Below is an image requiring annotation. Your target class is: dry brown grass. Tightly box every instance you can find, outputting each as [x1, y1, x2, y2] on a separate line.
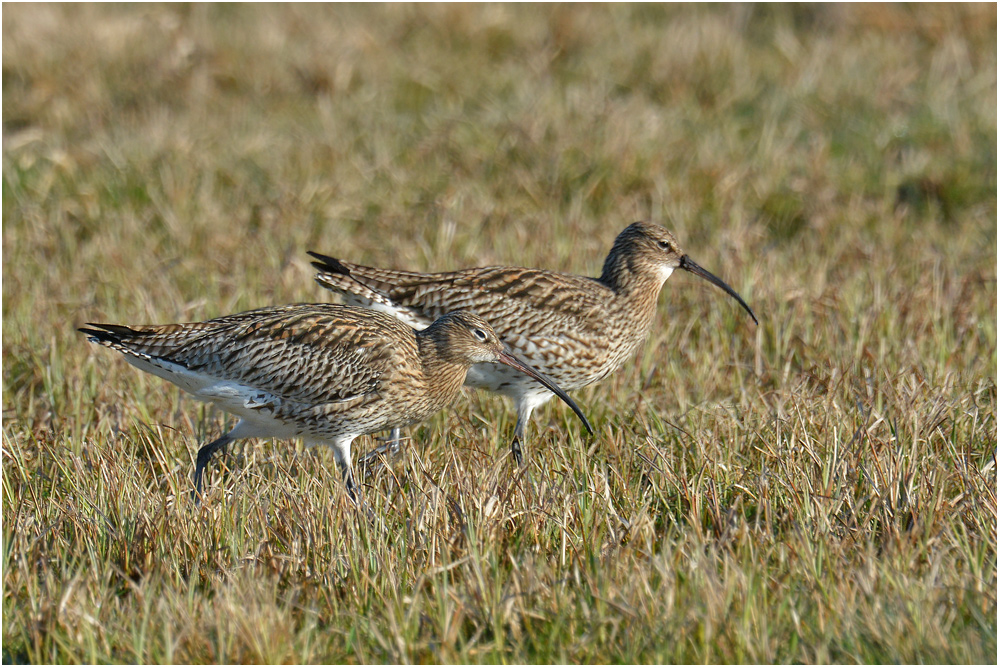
[3, 4, 996, 662]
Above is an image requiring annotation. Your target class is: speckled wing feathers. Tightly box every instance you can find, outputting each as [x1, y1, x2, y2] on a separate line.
[309, 245, 675, 396]
[312, 257, 613, 347]
[83, 305, 418, 407]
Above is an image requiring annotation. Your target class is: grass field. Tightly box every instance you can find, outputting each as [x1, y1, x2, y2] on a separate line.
[3, 4, 997, 663]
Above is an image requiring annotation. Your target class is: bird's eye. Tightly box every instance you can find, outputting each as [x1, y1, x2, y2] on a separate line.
[657, 239, 671, 251]
[472, 328, 488, 342]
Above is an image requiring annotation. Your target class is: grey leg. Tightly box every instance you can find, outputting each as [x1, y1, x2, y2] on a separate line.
[193, 433, 233, 499]
[510, 411, 529, 467]
[381, 427, 404, 458]
[341, 463, 359, 504]
[358, 427, 406, 470]
[331, 436, 362, 505]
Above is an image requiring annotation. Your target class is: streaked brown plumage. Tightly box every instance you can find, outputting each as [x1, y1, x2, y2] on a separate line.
[309, 221, 757, 465]
[79, 305, 592, 501]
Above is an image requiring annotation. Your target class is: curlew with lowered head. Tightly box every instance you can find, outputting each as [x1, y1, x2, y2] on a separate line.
[80, 304, 592, 501]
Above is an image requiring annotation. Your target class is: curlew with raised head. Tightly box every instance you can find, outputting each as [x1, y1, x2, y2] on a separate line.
[310, 222, 757, 465]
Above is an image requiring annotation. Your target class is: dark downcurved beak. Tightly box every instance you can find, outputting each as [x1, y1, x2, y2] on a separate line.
[680, 256, 758, 325]
[496, 351, 594, 436]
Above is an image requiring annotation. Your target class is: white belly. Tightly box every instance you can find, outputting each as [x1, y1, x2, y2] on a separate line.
[121, 353, 302, 439]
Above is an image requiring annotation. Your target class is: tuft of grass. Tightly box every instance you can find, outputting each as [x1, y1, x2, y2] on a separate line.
[3, 4, 996, 663]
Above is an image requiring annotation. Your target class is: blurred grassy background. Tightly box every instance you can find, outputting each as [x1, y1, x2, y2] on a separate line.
[3, 3, 996, 663]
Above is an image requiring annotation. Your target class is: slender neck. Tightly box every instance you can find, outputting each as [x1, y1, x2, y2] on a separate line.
[599, 246, 669, 298]
[596, 246, 672, 344]
[416, 328, 472, 405]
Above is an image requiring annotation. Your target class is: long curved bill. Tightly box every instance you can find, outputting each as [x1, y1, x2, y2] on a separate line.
[680, 256, 758, 325]
[496, 351, 594, 436]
